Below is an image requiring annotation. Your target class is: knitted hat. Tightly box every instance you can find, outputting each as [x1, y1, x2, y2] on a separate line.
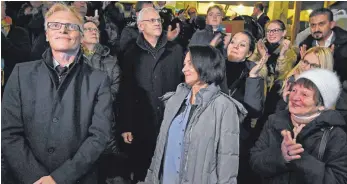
[297, 69, 341, 109]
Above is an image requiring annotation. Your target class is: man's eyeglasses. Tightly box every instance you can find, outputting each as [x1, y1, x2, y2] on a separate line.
[301, 60, 321, 68]
[141, 18, 164, 24]
[266, 28, 283, 34]
[83, 27, 99, 33]
[47, 22, 81, 31]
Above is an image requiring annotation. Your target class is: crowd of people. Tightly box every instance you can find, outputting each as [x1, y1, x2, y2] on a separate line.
[1, 1, 347, 184]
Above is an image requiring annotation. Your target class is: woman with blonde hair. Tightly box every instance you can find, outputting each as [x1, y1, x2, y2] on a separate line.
[277, 47, 334, 111]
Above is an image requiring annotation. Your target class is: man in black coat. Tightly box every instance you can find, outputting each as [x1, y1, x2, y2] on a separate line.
[299, 8, 347, 82]
[119, 7, 184, 183]
[252, 2, 270, 34]
[1, 4, 112, 184]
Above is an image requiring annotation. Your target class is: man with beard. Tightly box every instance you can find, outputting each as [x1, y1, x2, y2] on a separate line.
[299, 8, 347, 82]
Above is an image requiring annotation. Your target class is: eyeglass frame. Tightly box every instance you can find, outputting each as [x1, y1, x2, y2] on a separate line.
[301, 59, 321, 68]
[141, 18, 164, 24]
[83, 27, 100, 33]
[265, 28, 283, 34]
[46, 22, 82, 32]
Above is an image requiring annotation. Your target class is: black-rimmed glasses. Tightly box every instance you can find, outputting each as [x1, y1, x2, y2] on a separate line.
[47, 22, 81, 31]
[265, 28, 283, 34]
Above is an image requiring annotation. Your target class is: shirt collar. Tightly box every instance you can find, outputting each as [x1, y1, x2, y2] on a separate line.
[315, 31, 334, 47]
[52, 48, 80, 68]
[184, 91, 192, 106]
[257, 12, 263, 19]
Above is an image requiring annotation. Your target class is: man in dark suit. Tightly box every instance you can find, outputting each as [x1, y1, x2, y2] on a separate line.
[252, 2, 270, 33]
[1, 3, 112, 184]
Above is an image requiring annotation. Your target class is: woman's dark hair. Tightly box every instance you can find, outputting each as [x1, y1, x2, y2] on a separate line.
[265, 19, 286, 30]
[239, 31, 256, 55]
[207, 5, 224, 16]
[188, 45, 225, 85]
[294, 78, 324, 106]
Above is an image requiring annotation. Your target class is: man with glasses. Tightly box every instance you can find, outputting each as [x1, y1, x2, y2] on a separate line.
[299, 8, 347, 82]
[2, 3, 112, 184]
[119, 7, 184, 184]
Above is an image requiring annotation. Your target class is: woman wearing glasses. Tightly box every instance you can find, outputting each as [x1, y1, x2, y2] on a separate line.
[81, 20, 121, 98]
[249, 20, 297, 136]
[277, 47, 334, 112]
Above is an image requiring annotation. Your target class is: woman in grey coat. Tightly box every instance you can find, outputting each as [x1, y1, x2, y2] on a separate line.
[143, 45, 247, 184]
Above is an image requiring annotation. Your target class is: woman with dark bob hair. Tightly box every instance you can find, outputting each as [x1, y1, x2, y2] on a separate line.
[250, 69, 347, 184]
[142, 45, 247, 184]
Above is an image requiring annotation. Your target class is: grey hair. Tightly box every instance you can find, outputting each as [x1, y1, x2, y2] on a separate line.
[136, 7, 158, 24]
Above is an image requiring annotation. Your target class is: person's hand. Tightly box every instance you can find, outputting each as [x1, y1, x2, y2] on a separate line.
[293, 123, 306, 140]
[167, 23, 180, 41]
[85, 15, 100, 26]
[122, 132, 133, 144]
[223, 33, 232, 49]
[300, 44, 307, 59]
[34, 176, 56, 184]
[210, 33, 222, 47]
[281, 130, 304, 162]
[280, 39, 291, 56]
[257, 39, 267, 57]
[249, 54, 269, 78]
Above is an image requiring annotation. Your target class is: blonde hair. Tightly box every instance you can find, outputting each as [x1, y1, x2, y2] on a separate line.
[281, 47, 334, 91]
[44, 3, 84, 31]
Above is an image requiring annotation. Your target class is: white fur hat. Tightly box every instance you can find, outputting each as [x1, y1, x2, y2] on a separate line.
[297, 69, 341, 109]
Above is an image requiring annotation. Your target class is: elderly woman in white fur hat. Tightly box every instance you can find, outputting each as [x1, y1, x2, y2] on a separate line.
[250, 68, 347, 184]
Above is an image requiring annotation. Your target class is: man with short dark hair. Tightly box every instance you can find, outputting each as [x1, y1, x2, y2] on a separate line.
[252, 2, 269, 31]
[299, 8, 347, 82]
[119, 7, 184, 183]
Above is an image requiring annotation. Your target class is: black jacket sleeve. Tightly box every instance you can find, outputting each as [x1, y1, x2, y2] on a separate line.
[289, 128, 347, 184]
[243, 77, 264, 118]
[1, 65, 49, 183]
[50, 75, 112, 183]
[250, 117, 289, 177]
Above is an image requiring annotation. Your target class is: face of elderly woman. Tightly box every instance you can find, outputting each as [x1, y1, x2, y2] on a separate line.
[288, 84, 319, 116]
[227, 32, 251, 62]
[182, 52, 200, 86]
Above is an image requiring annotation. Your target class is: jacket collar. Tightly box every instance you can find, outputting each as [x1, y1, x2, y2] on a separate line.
[42, 48, 83, 69]
[175, 83, 221, 106]
[204, 24, 214, 33]
[136, 31, 168, 52]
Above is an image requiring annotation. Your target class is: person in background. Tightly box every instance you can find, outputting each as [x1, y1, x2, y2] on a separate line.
[119, 1, 179, 61]
[81, 19, 122, 184]
[2, 4, 112, 184]
[119, 7, 184, 184]
[170, 9, 194, 50]
[224, 31, 267, 184]
[1, 1, 31, 88]
[278, 47, 334, 112]
[144, 45, 244, 184]
[299, 8, 347, 82]
[249, 20, 297, 138]
[156, 1, 174, 31]
[187, 7, 200, 31]
[250, 69, 347, 184]
[252, 2, 270, 34]
[72, 1, 88, 17]
[190, 5, 231, 57]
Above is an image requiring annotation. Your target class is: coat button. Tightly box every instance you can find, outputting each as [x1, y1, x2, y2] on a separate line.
[48, 147, 55, 154]
[52, 117, 59, 123]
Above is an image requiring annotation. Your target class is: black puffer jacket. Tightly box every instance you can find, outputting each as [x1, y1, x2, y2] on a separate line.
[83, 44, 121, 99]
[250, 110, 347, 184]
[300, 27, 347, 82]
